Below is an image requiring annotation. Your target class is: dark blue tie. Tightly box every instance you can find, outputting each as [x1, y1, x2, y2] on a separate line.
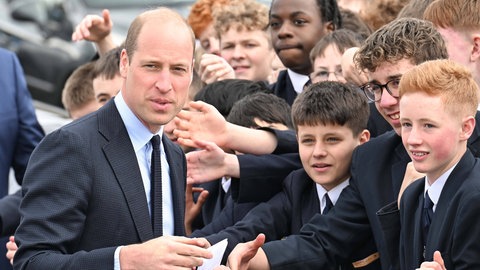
[422, 191, 434, 246]
[322, 193, 333, 215]
[150, 135, 163, 237]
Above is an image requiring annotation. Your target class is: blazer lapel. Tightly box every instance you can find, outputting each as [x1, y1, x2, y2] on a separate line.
[98, 101, 153, 242]
[426, 151, 476, 256]
[391, 141, 411, 199]
[412, 186, 425, 264]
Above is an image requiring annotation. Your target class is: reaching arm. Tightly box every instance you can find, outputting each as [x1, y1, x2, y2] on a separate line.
[175, 101, 278, 155]
[186, 140, 240, 184]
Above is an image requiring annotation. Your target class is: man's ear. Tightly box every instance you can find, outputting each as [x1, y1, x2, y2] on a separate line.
[470, 34, 480, 62]
[119, 49, 129, 77]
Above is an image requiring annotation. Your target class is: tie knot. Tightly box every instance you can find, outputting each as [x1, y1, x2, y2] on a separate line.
[151, 135, 161, 150]
[424, 191, 434, 210]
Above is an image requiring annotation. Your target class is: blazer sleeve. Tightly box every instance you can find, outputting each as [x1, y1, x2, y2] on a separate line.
[262, 179, 374, 270]
[0, 190, 22, 236]
[232, 153, 301, 203]
[205, 176, 296, 259]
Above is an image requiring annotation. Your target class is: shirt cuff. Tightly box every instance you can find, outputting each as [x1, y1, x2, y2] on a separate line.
[114, 246, 123, 270]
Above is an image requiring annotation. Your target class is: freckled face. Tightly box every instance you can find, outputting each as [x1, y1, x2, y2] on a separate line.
[400, 92, 465, 181]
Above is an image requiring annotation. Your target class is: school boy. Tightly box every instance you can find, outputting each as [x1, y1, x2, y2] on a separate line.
[224, 17, 478, 270]
[394, 59, 480, 269]
[268, 0, 341, 105]
[206, 81, 380, 269]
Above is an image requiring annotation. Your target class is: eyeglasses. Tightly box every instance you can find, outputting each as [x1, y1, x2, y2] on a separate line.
[360, 78, 401, 102]
[314, 70, 344, 81]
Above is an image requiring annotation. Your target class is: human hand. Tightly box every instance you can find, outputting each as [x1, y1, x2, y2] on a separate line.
[6, 235, 17, 265]
[175, 101, 229, 149]
[341, 47, 368, 87]
[185, 140, 232, 184]
[120, 236, 212, 269]
[416, 251, 446, 270]
[398, 161, 425, 207]
[185, 183, 209, 235]
[199, 54, 235, 84]
[227, 234, 267, 270]
[72, 9, 113, 43]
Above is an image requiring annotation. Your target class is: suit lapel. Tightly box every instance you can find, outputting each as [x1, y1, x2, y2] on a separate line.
[163, 136, 186, 236]
[98, 101, 153, 241]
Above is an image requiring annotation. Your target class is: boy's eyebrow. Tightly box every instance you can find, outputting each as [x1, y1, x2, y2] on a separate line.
[369, 74, 403, 84]
[270, 11, 308, 20]
[290, 11, 309, 18]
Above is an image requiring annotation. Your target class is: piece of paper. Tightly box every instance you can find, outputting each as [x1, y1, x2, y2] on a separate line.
[198, 238, 228, 270]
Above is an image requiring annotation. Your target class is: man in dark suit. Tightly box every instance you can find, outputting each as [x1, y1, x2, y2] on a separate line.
[224, 18, 469, 270]
[13, 8, 211, 270]
[0, 48, 44, 270]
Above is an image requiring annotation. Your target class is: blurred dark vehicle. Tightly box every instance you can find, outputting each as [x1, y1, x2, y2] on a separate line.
[0, 0, 195, 109]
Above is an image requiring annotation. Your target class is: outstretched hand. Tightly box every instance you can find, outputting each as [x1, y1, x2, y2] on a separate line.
[71, 9, 116, 55]
[175, 101, 229, 149]
[199, 54, 236, 84]
[186, 140, 230, 184]
[72, 9, 113, 42]
[227, 234, 267, 270]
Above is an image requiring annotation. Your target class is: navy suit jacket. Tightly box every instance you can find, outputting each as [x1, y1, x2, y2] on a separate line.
[270, 69, 297, 106]
[207, 169, 380, 269]
[398, 151, 480, 269]
[0, 48, 44, 270]
[14, 100, 187, 269]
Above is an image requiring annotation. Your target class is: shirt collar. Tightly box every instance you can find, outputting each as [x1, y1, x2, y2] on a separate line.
[424, 163, 457, 209]
[316, 178, 350, 206]
[287, 69, 310, 94]
[114, 92, 164, 152]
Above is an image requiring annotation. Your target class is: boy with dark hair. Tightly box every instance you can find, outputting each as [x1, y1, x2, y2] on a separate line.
[396, 59, 480, 269]
[226, 92, 293, 130]
[206, 81, 379, 269]
[269, 0, 341, 105]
